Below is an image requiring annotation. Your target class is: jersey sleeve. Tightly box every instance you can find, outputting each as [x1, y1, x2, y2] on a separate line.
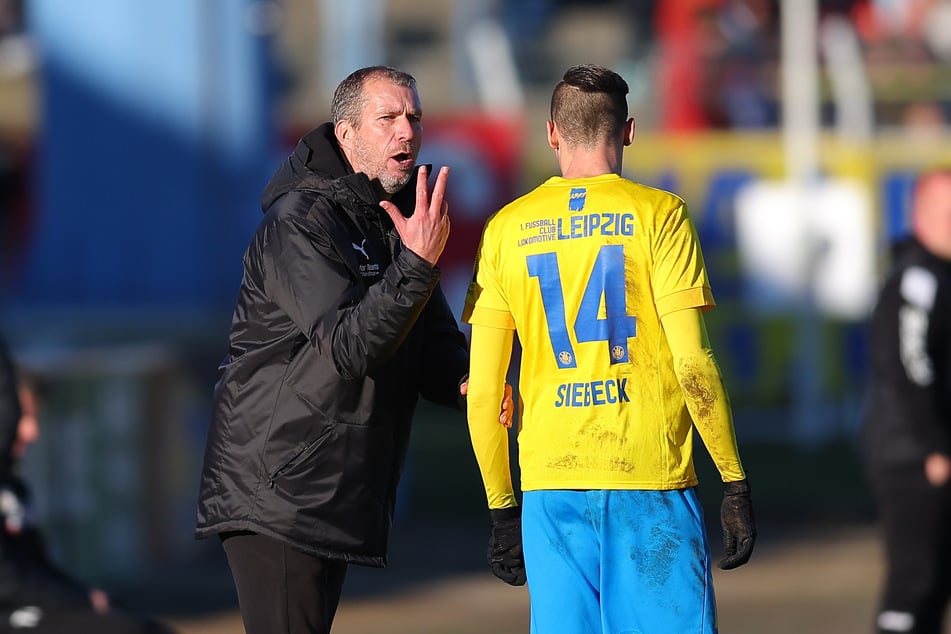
[652, 203, 716, 317]
[662, 307, 746, 482]
[462, 221, 516, 330]
[466, 323, 518, 509]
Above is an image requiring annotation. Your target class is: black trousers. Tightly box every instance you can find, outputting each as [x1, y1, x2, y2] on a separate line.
[221, 531, 348, 634]
[867, 462, 951, 634]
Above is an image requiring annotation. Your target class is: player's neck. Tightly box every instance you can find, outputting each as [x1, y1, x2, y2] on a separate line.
[556, 146, 622, 180]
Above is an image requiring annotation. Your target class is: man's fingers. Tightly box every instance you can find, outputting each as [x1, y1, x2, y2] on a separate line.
[415, 164, 430, 210]
[718, 530, 754, 570]
[431, 166, 450, 217]
[379, 200, 404, 227]
[722, 530, 736, 556]
[736, 535, 755, 560]
[719, 539, 753, 569]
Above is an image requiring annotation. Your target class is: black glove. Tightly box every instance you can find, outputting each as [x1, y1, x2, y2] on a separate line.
[718, 478, 756, 570]
[487, 507, 526, 586]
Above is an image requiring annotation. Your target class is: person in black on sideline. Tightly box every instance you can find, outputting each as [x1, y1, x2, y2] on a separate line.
[861, 168, 951, 634]
[0, 335, 172, 633]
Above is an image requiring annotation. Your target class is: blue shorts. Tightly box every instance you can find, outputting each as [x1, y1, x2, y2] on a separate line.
[522, 489, 717, 634]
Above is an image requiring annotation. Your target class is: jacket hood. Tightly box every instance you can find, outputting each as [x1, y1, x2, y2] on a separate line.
[259, 122, 423, 217]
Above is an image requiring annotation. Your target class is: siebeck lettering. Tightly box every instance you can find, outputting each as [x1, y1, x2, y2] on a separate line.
[554, 378, 630, 408]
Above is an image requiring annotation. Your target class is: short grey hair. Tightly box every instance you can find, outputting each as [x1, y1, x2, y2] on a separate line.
[330, 66, 417, 126]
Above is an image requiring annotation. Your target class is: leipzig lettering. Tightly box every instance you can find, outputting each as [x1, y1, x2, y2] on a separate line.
[556, 213, 635, 240]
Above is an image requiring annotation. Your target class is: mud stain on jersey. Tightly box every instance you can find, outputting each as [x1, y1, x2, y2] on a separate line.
[579, 419, 623, 445]
[608, 455, 636, 472]
[548, 453, 580, 470]
[678, 358, 715, 424]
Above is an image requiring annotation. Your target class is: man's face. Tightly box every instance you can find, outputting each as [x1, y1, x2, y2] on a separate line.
[338, 77, 423, 196]
[915, 173, 951, 260]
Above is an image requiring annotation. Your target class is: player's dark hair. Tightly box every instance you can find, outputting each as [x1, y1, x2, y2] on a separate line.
[550, 64, 629, 148]
[331, 66, 417, 126]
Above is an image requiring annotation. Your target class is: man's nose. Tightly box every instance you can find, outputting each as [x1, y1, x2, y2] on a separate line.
[395, 115, 417, 141]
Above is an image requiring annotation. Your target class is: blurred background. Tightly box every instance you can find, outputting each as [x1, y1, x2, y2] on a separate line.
[1, 0, 951, 631]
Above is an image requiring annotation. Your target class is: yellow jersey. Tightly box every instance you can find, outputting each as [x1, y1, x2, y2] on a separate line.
[463, 174, 715, 491]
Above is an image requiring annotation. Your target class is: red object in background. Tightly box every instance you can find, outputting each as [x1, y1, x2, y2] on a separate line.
[421, 113, 524, 276]
[655, 0, 724, 132]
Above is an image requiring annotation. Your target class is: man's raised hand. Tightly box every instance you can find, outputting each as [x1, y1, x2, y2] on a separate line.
[379, 165, 450, 266]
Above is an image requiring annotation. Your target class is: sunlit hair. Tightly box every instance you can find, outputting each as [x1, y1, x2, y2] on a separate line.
[331, 66, 417, 127]
[550, 64, 629, 148]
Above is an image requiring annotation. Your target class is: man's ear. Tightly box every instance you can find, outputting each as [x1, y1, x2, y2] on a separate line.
[623, 117, 635, 147]
[547, 120, 559, 150]
[335, 119, 352, 152]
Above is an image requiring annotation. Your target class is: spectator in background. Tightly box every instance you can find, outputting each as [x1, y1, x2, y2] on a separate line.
[861, 168, 951, 634]
[0, 336, 172, 633]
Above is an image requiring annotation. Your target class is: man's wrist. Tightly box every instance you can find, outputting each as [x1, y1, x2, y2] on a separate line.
[723, 478, 750, 496]
[489, 506, 520, 522]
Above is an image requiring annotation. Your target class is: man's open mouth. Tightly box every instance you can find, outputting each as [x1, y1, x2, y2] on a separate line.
[391, 152, 414, 167]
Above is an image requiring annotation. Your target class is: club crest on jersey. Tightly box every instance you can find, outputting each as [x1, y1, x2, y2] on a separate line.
[568, 188, 587, 212]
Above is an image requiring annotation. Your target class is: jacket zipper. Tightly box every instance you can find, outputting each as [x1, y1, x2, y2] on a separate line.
[266, 431, 328, 488]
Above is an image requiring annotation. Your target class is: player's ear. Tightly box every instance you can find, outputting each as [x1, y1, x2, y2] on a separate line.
[622, 117, 635, 147]
[335, 119, 353, 151]
[547, 120, 559, 150]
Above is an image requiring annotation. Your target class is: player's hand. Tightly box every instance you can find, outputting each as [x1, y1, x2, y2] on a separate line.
[718, 478, 755, 570]
[379, 165, 450, 266]
[459, 380, 514, 428]
[487, 507, 526, 586]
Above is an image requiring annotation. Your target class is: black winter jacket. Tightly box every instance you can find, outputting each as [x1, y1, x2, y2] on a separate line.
[861, 237, 951, 467]
[195, 124, 469, 566]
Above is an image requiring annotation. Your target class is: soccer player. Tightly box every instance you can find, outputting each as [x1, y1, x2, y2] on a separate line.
[463, 64, 755, 633]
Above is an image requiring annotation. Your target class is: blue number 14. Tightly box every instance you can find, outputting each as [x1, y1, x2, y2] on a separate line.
[526, 245, 636, 369]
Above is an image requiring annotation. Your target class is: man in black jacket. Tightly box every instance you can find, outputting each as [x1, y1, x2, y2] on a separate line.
[195, 66, 492, 634]
[861, 168, 951, 634]
[0, 338, 171, 633]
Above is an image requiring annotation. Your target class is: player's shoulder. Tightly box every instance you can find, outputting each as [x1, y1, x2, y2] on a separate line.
[617, 177, 687, 210]
[482, 184, 549, 228]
